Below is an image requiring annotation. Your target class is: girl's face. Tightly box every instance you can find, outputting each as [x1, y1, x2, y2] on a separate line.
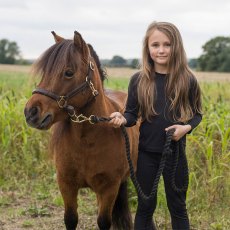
[148, 29, 171, 72]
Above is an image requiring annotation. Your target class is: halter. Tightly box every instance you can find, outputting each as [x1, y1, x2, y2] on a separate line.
[32, 57, 99, 123]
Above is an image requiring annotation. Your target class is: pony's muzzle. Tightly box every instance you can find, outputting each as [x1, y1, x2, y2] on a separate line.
[24, 106, 53, 130]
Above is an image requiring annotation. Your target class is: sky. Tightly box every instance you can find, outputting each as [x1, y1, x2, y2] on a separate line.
[0, 0, 230, 60]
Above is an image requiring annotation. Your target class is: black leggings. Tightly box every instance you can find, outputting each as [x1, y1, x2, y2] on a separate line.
[134, 150, 190, 230]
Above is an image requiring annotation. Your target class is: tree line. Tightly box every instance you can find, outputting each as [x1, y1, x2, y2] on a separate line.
[0, 39, 29, 65]
[0, 36, 230, 72]
[101, 56, 139, 69]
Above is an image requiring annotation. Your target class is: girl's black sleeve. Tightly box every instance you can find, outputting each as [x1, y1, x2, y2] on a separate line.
[187, 77, 202, 132]
[124, 73, 140, 127]
[187, 113, 202, 131]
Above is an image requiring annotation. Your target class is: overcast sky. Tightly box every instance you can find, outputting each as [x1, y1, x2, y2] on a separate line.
[0, 0, 230, 60]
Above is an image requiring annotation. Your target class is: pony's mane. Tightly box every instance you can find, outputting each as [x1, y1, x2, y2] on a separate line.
[88, 44, 107, 82]
[32, 39, 107, 83]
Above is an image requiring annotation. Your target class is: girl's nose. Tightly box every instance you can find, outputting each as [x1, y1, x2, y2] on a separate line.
[158, 45, 165, 53]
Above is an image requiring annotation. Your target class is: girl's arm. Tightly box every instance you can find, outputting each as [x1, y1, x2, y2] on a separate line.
[187, 76, 202, 132]
[165, 76, 202, 141]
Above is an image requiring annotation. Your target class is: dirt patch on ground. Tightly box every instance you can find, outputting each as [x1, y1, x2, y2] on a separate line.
[0, 209, 96, 230]
[0, 193, 98, 230]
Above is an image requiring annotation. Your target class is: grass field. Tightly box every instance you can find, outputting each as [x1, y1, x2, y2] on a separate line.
[1, 64, 230, 81]
[0, 64, 229, 229]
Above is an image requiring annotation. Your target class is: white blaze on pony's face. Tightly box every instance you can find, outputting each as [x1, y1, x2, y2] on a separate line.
[24, 31, 92, 130]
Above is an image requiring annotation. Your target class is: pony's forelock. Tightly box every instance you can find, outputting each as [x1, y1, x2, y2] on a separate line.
[32, 39, 107, 84]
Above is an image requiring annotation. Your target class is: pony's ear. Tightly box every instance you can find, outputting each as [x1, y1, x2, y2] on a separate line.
[51, 31, 64, 43]
[74, 31, 85, 49]
[74, 31, 88, 54]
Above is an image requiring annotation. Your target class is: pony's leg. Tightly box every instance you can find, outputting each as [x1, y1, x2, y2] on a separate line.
[96, 183, 120, 230]
[58, 177, 78, 230]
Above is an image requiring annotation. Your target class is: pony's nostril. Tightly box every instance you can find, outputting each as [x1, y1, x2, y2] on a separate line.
[25, 106, 40, 123]
[30, 107, 38, 116]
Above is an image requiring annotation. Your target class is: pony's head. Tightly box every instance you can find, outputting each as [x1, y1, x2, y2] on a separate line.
[24, 31, 106, 130]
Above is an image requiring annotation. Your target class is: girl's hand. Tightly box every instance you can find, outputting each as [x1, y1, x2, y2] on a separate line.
[109, 112, 127, 128]
[165, 124, 192, 141]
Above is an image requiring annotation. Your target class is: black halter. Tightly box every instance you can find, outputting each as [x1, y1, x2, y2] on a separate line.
[32, 57, 99, 121]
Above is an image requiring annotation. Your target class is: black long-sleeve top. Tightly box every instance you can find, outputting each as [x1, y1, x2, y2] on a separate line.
[124, 72, 202, 153]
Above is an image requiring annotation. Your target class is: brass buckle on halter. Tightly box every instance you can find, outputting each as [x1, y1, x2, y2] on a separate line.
[57, 96, 67, 108]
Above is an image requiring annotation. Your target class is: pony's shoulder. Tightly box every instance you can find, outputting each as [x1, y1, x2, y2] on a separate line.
[104, 88, 127, 111]
[104, 88, 127, 98]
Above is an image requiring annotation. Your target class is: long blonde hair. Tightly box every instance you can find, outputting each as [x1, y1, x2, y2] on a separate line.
[138, 21, 202, 123]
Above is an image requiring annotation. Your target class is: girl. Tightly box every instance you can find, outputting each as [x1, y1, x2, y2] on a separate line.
[109, 21, 202, 230]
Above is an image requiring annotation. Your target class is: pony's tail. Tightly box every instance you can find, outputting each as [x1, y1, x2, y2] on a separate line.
[112, 181, 133, 230]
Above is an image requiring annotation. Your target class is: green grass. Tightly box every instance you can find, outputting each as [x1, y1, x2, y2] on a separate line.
[0, 70, 229, 229]
[104, 77, 130, 90]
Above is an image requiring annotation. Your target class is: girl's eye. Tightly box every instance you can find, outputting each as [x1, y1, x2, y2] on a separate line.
[65, 70, 74, 78]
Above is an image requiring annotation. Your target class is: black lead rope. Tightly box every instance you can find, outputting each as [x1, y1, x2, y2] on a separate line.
[121, 126, 189, 202]
[90, 116, 189, 202]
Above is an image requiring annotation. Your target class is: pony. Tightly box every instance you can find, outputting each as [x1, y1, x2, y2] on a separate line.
[24, 31, 139, 230]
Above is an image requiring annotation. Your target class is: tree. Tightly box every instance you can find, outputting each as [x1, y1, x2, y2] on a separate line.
[109, 55, 127, 67]
[130, 58, 140, 69]
[197, 36, 230, 72]
[0, 39, 21, 64]
[188, 58, 198, 69]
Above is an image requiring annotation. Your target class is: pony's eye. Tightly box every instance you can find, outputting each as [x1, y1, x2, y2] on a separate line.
[64, 70, 74, 78]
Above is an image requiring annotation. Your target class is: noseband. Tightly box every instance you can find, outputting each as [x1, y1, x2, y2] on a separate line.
[32, 57, 99, 123]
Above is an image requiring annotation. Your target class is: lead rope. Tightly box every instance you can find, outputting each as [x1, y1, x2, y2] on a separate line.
[88, 116, 189, 202]
[170, 140, 189, 193]
[121, 126, 189, 202]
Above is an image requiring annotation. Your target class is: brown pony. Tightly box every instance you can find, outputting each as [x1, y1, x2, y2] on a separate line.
[24, 31, 139, 230]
